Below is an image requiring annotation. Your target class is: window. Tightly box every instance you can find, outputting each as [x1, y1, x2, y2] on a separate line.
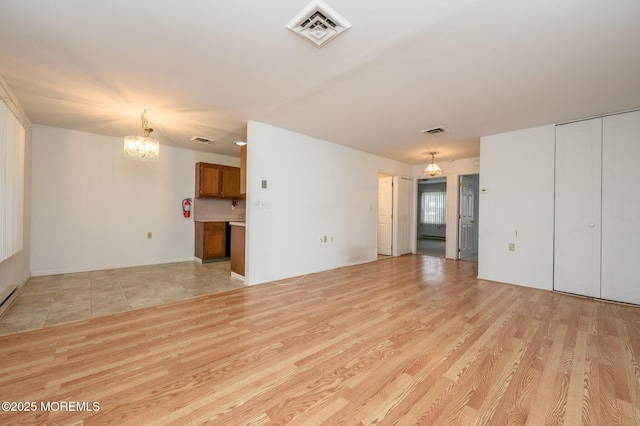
[0, 99, 25, 262]
[421, 190, 446, 225]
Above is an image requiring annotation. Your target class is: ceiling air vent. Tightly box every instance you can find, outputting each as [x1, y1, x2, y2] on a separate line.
[286, 0, 352, 48]
[420, 126, 450, 135]
[191, 136, 214, 144]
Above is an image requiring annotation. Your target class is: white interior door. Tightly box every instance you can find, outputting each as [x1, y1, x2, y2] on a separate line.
[601, 110, 640, 304]
[396, 177, 413, 256]
[554, 118, 602, 298]
[458, 175, 475, 259]
[377, 175, 393, 256]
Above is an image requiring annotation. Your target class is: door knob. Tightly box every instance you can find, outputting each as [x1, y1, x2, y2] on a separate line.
[589, 223, 595, 228]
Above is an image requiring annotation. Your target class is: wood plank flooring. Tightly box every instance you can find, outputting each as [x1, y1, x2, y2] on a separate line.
[1, 255, 639, 425]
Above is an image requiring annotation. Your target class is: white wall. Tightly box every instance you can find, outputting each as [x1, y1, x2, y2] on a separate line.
[477, 125, 555, 290]
[31, 125, 240, 276]
[0, 76, 31, 297]
[245, 121, 412, 285]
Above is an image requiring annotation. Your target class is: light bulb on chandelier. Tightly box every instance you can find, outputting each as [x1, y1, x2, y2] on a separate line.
[124, 110, 160, 161]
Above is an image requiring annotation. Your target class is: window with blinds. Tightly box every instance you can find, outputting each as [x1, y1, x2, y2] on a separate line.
[421, 190, 446, 225]
[0, 99, 25, 262]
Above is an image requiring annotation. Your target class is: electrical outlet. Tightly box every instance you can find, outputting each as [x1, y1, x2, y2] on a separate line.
[509, 243, 515, 251]
[147, 232, 153, 239]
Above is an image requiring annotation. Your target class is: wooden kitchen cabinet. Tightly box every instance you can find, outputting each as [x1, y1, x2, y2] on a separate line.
[221, 166, 241, 198]
[230, 224, 245, 276]
[195, 162, 242, 199]
[195, 221, 226, 260]
[196, 163, 222, 198]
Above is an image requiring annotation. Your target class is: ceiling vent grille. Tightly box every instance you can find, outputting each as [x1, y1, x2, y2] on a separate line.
[191, 136, 214, 144]
[420, 126, 450, 135]
[286, 0, 351, 48]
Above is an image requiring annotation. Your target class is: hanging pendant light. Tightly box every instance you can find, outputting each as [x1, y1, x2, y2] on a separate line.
[423, 152, 443, 176]
[124, 110, 160, 161]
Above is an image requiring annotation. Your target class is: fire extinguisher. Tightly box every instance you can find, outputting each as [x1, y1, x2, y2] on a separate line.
[182, 198, 192, 218]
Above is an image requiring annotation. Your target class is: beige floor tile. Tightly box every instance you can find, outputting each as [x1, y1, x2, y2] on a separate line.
[0, 260, 245, 336]
[90, 269, 119, 278]
[49, 300, 91, 315]
[91, 291, 127, 305]
[52, 289, 92, 303]
[126, 296, 165, 310]
[21, 279, 64, 294]
[0, 307, 50, 336]
[8, 294, 56, 311]
[91, 299, 130, 317]
[91, 276, 120, 285]
[156, 286, 191, 302]
[45, 310, 91, 327]
[63, 272, 92, 279]
[122, 286, 158, 298]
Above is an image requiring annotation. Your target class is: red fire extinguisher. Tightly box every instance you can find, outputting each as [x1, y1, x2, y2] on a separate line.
[182, 198, 192, 218]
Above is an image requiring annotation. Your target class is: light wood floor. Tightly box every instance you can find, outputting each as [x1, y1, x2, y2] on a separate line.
[1, 255, 639, 425]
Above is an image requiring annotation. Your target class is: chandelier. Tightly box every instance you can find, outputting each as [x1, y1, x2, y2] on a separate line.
[124, 110, 159, 161]
[423, 152, 443, 176]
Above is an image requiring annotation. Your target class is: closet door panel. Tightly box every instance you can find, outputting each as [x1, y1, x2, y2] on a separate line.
[601, 110, 640, 304]
[554, 118, 602, 298]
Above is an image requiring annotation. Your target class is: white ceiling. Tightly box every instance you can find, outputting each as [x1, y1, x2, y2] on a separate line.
[1, 0, 639, 165]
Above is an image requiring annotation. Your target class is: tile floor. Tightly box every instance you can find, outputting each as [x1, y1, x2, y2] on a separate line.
[416, 238, 478, 262]
[0, 260, 245, 336]
[416, 238, 446, 257]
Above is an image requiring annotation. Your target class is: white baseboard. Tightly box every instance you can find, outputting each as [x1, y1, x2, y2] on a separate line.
[230, 272, 245, 282]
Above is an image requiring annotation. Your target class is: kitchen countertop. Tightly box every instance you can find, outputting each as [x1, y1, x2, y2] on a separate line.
[229, 221, 245, 227]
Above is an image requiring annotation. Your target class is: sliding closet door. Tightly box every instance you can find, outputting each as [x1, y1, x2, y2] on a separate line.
[554, 118, 602, 298]
[601, 110, 640, 304]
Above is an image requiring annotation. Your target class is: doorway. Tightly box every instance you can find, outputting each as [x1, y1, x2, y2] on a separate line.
[458, 174, 479, 261]
[416, 177, 446, 258]
[377, 174, 393, 258]
[378, 174, 413, 260]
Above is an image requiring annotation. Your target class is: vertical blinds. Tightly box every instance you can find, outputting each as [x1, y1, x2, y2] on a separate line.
[421, 190, 446, 225]
[0, 99, 25, 262]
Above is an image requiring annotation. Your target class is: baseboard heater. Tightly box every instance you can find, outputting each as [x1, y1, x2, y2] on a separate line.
[420, 235, 446, 241]
[0, 285, 18, 319]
